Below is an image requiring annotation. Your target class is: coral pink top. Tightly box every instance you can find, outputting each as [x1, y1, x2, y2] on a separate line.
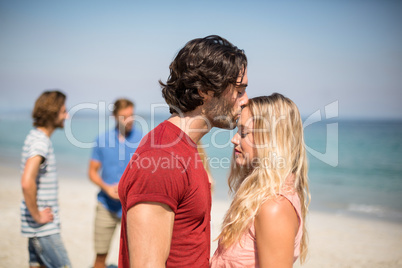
[210, 192, 303, 268]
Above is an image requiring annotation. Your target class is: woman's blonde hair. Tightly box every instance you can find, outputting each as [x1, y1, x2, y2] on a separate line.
[217, 93, 310, 264]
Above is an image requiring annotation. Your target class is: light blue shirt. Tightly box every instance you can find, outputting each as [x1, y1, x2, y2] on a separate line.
[91, 127, 142, 217]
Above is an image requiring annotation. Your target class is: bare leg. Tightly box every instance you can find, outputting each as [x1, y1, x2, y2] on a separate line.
[94, 253, 107, 268]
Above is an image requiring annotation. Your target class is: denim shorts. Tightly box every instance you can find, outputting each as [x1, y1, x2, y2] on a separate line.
[28, 233, 71, 268]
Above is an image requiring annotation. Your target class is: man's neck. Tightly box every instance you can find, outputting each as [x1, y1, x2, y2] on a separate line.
[116, 126, 130, 142]
[167, 108, 211, 144]
[37, 126, 55, 137]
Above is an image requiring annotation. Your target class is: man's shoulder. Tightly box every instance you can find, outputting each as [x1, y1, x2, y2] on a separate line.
[100, 128, 115, 137]
[133, 146, 175, 159]
[93, 128, 115, 143]
[125, 128, 143, 144]
[139, 121, 192, 148]
[133, 145, 192, 171]
[129, 127, 143, 137]
[24, 129, 50, 146]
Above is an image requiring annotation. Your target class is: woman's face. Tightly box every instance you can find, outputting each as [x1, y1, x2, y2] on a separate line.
[231, 107, 257, 167]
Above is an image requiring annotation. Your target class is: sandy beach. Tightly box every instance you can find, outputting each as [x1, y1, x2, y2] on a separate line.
[1, 164, 402, 268]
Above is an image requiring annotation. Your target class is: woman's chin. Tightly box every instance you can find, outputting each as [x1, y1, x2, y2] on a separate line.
[235, 159, 249, 168]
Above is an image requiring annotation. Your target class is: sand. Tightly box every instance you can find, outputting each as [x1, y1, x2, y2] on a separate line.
[1, 165, 402, 267]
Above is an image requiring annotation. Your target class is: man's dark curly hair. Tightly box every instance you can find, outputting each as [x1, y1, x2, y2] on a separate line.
[160, 35, 247, 114]
[32, 90, 66, 127]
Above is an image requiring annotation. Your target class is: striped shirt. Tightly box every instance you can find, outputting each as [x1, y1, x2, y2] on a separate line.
[20, 128, 60, 237]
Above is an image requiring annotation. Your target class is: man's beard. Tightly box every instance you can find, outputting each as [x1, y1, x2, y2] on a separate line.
[53, 120, 64, 129]
[118, 122, 133, 136]
[204, 95, 238, 130]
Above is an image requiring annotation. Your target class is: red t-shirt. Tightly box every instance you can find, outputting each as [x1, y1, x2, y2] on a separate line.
[118, 120, 211, 268]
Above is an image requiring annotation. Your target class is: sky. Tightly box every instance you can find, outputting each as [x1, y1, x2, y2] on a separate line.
[0, 0, 401, 119]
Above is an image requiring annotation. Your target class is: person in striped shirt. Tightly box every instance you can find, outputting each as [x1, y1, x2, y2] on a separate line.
[20, 90, 71, 268]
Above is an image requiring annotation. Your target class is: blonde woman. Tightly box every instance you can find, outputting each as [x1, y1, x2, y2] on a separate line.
[210, 93, 310, 267]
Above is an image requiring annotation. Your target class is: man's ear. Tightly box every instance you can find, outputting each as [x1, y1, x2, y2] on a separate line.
[198, 90, 214, 101]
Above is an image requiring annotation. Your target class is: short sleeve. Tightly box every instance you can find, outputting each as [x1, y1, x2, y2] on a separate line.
[124, 150, 188, 214]
[28, 138, 48, 160]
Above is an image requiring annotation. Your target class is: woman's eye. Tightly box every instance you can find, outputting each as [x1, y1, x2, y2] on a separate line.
[240, 132, 248, 138]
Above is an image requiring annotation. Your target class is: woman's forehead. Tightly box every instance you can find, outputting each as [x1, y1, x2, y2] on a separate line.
[239, 107, 253, 128]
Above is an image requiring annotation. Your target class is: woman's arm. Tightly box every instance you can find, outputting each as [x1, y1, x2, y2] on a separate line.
[255, 196, 299, 268]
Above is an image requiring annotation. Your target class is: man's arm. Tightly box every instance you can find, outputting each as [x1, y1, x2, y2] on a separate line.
[127, 202, 175, 268]
[21, 155, 53, 224]
[88, 160, 119, 200]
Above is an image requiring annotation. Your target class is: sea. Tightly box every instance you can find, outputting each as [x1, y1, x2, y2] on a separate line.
[1, 110, 402, 223]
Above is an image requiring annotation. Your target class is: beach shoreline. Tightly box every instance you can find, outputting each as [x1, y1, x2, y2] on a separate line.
[1, 165, 402, 267]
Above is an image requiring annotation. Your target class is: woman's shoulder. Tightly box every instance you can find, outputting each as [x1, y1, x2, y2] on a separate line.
[255, 195, 299, 235]
[259, 195, 296, 215]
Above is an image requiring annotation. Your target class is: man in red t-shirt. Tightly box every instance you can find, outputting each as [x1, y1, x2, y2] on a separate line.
[118, 35, 249, 268]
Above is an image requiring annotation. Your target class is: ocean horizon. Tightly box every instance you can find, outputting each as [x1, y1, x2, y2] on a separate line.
[1, 111, 402, 223]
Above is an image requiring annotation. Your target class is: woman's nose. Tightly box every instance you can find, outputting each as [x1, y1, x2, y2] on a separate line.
[231, 132, 240, 145]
